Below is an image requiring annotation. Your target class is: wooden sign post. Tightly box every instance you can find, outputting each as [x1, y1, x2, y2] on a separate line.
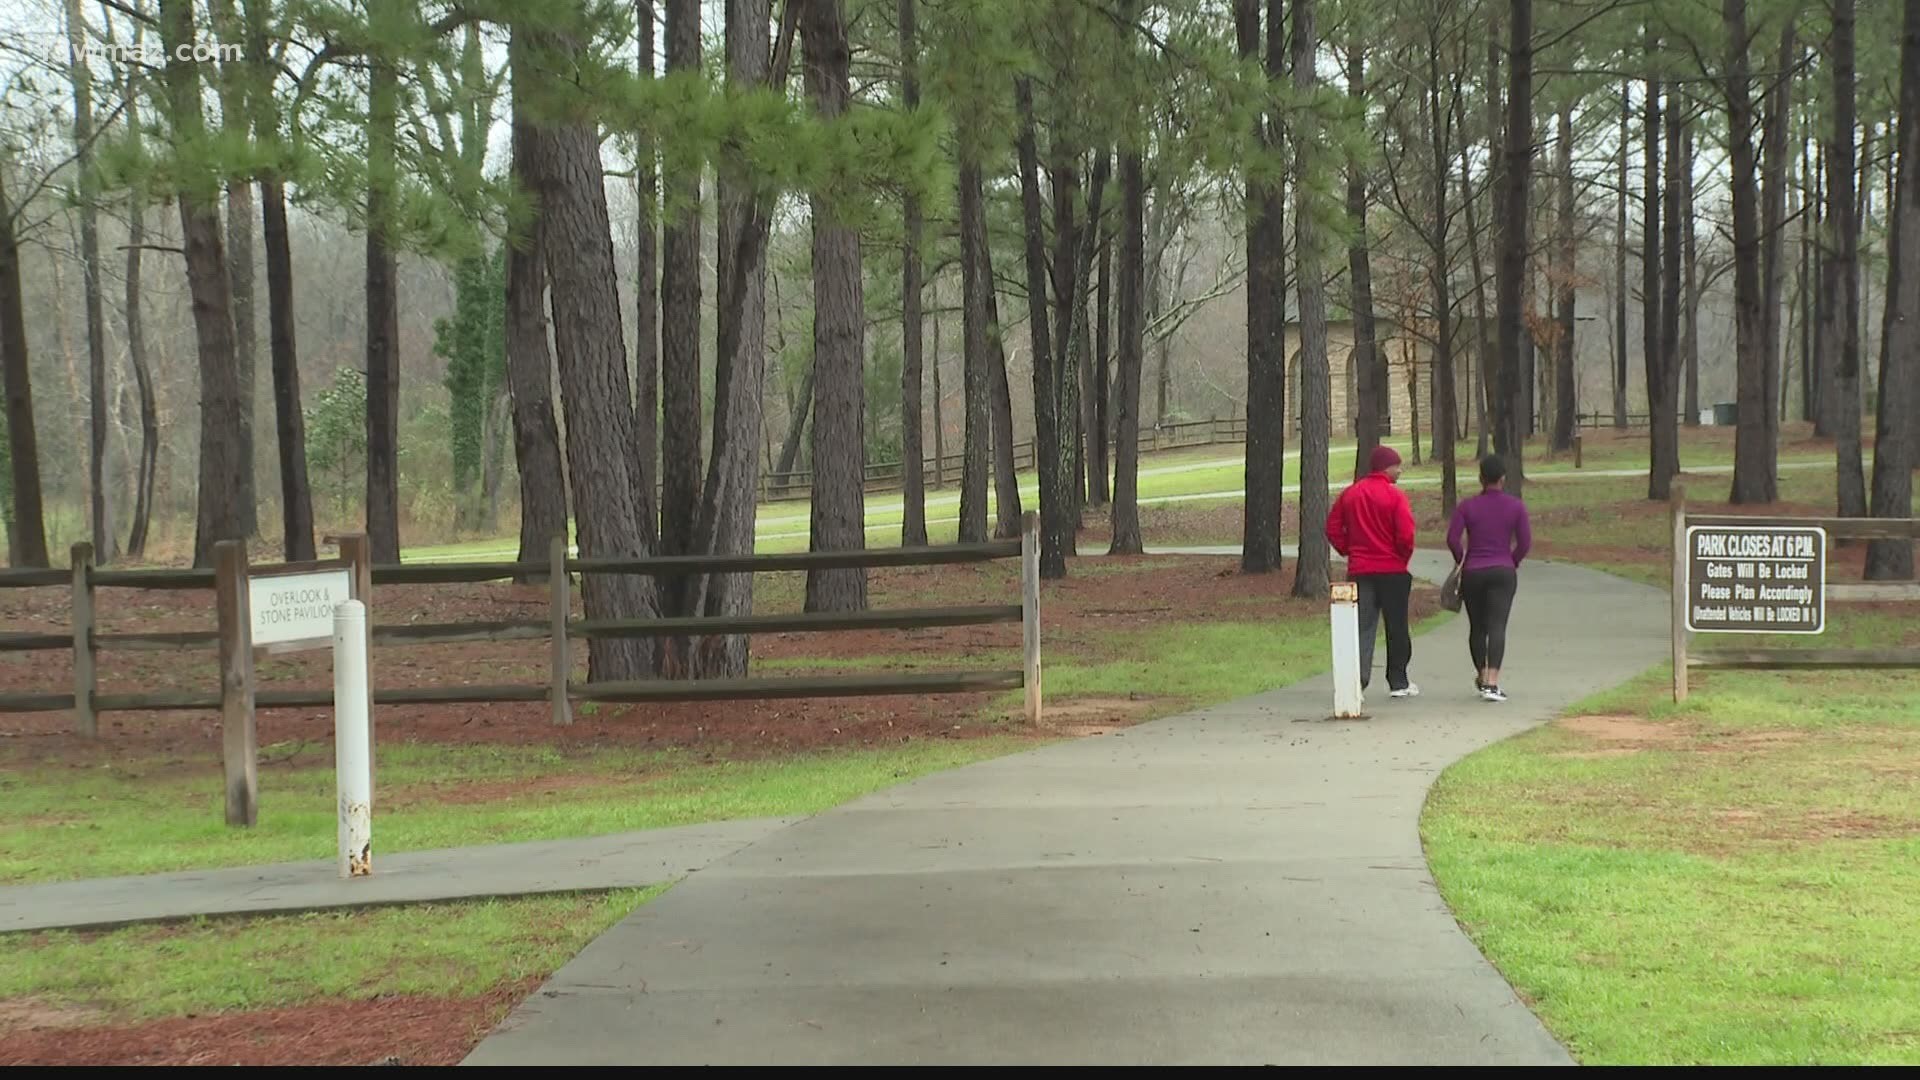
[213, 536, 367, 828]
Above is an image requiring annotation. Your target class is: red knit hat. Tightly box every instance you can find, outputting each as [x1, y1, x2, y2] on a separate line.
[1369, 445, 1402, 474]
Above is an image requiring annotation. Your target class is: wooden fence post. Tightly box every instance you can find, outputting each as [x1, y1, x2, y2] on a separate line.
[1021, 510, 1041, 725]
[550, 534, 571, 725]
[1573, 432, 1583, 469]
[1671, 483, 1689, 703]
[70, 542, 96, 737]
[214, 540, 258, 827]
[336, 533, 375, 798]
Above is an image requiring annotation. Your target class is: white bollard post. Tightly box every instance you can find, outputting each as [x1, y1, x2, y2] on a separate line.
[333, 599, 373, 878]
[1329, 582, 1364, 718]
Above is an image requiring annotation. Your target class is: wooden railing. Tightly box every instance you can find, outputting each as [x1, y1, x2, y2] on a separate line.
[0, 514, 1044, 729]
[1668, 483, 1920, 701]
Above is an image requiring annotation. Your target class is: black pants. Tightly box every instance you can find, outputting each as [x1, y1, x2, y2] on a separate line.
[1462, 567, 1518, 672]
[1354, 572, 1413, 692]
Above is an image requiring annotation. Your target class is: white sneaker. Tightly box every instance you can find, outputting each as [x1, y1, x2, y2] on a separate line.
[1390, 684, 1421, 698]
[1480, 686, 1507, 702]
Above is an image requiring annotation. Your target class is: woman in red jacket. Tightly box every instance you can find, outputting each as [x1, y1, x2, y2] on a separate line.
[1325, 446, 1419, 699]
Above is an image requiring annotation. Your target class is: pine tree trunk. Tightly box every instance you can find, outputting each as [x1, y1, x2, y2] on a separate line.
[1467, 47, 1497, 463]
[1348, 43, 1382, 480]
[1291, 0, 1332, 598]
[1864, 0, 1920, 580]
[634, 0, 659, 551]
[987, 266, 1022, 540]
[123, 189, 159, 560]
[1552, 104, 1577, 452]
[518, 28, 661, 680]
[1652, 94, 1684, 499]
[1642, 60, 1668, 498]
[1090, 181, 1112, 505]
[957, 158, 993, 543]
[505, 49, 569, 576]
[260, 180, 315, 561]
[898, 0, 928, 546]
[365, 30, 402, 562]
[1759, 24, 1797, 471]
[660, 0, 703, 607]
[0, 165, 48, 568]
[211, 0, 257, 540]
[1684, 124, 1702, 426]
[1828, 0, 1868, 519]
[1109, 147, 1147, 556]
[1726, 0, 1776, 504]
[1615, 81, 1630, 429]
[1016, 76, 1068, 579]
[160, 0, 246, 568]
[1237, 0, 1284, 574]
[801, 0, 869, 612]
[1493, 0, 1532, 497]
[244, 0, 313, 560]
[691, 0, 781, 676]
[65, 0, 113, 561]
[1427, 45, 1459, 515]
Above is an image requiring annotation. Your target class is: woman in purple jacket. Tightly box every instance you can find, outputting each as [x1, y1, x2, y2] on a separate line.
[1446, 455, 1532, 702]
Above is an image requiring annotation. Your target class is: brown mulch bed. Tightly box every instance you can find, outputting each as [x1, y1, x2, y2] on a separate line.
[0, 981, 536, 1067]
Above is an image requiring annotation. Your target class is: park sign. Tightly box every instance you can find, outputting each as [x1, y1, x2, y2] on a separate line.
[250, 563, 353, 650]
[1684, 524, 1826, 634]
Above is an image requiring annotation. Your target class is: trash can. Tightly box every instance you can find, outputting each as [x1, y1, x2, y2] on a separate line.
[1712, 402, 1738, 426]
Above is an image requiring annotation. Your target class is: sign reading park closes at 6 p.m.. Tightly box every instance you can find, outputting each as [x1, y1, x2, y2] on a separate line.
[1685, 525, 1826, 634]
[250, 567, 353, 649]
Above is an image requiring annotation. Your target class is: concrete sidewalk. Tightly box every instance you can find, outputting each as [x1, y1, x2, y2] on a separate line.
[461, 550, 1668, 1066]
[0, 817, 795, 934]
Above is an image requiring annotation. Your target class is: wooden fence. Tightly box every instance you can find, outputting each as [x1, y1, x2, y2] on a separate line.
[0, 513, 1043, 731]
[1669, 483, 1920, 702]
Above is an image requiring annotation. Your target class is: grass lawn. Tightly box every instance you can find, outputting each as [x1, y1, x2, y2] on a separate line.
[1416, 434, 1920, 1064]
[1, 888, 662, 1021]
[0, 738, 1041, 884]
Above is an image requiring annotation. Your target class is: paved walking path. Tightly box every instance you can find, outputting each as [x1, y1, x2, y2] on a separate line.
[461, 549, 1669, 1066]
[0, 818, 796, 934]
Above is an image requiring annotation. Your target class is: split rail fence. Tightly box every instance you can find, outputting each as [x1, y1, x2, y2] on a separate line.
[0, 512, 1043, 733]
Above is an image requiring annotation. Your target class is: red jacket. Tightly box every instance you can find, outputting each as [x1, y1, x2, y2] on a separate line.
[1325, 471, 1416, 575]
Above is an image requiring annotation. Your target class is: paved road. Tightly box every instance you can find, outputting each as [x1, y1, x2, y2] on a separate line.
[462, 549, 1668, 1065]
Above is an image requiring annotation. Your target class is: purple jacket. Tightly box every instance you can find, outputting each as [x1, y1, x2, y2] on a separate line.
[1447, 490, 1532, 573]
